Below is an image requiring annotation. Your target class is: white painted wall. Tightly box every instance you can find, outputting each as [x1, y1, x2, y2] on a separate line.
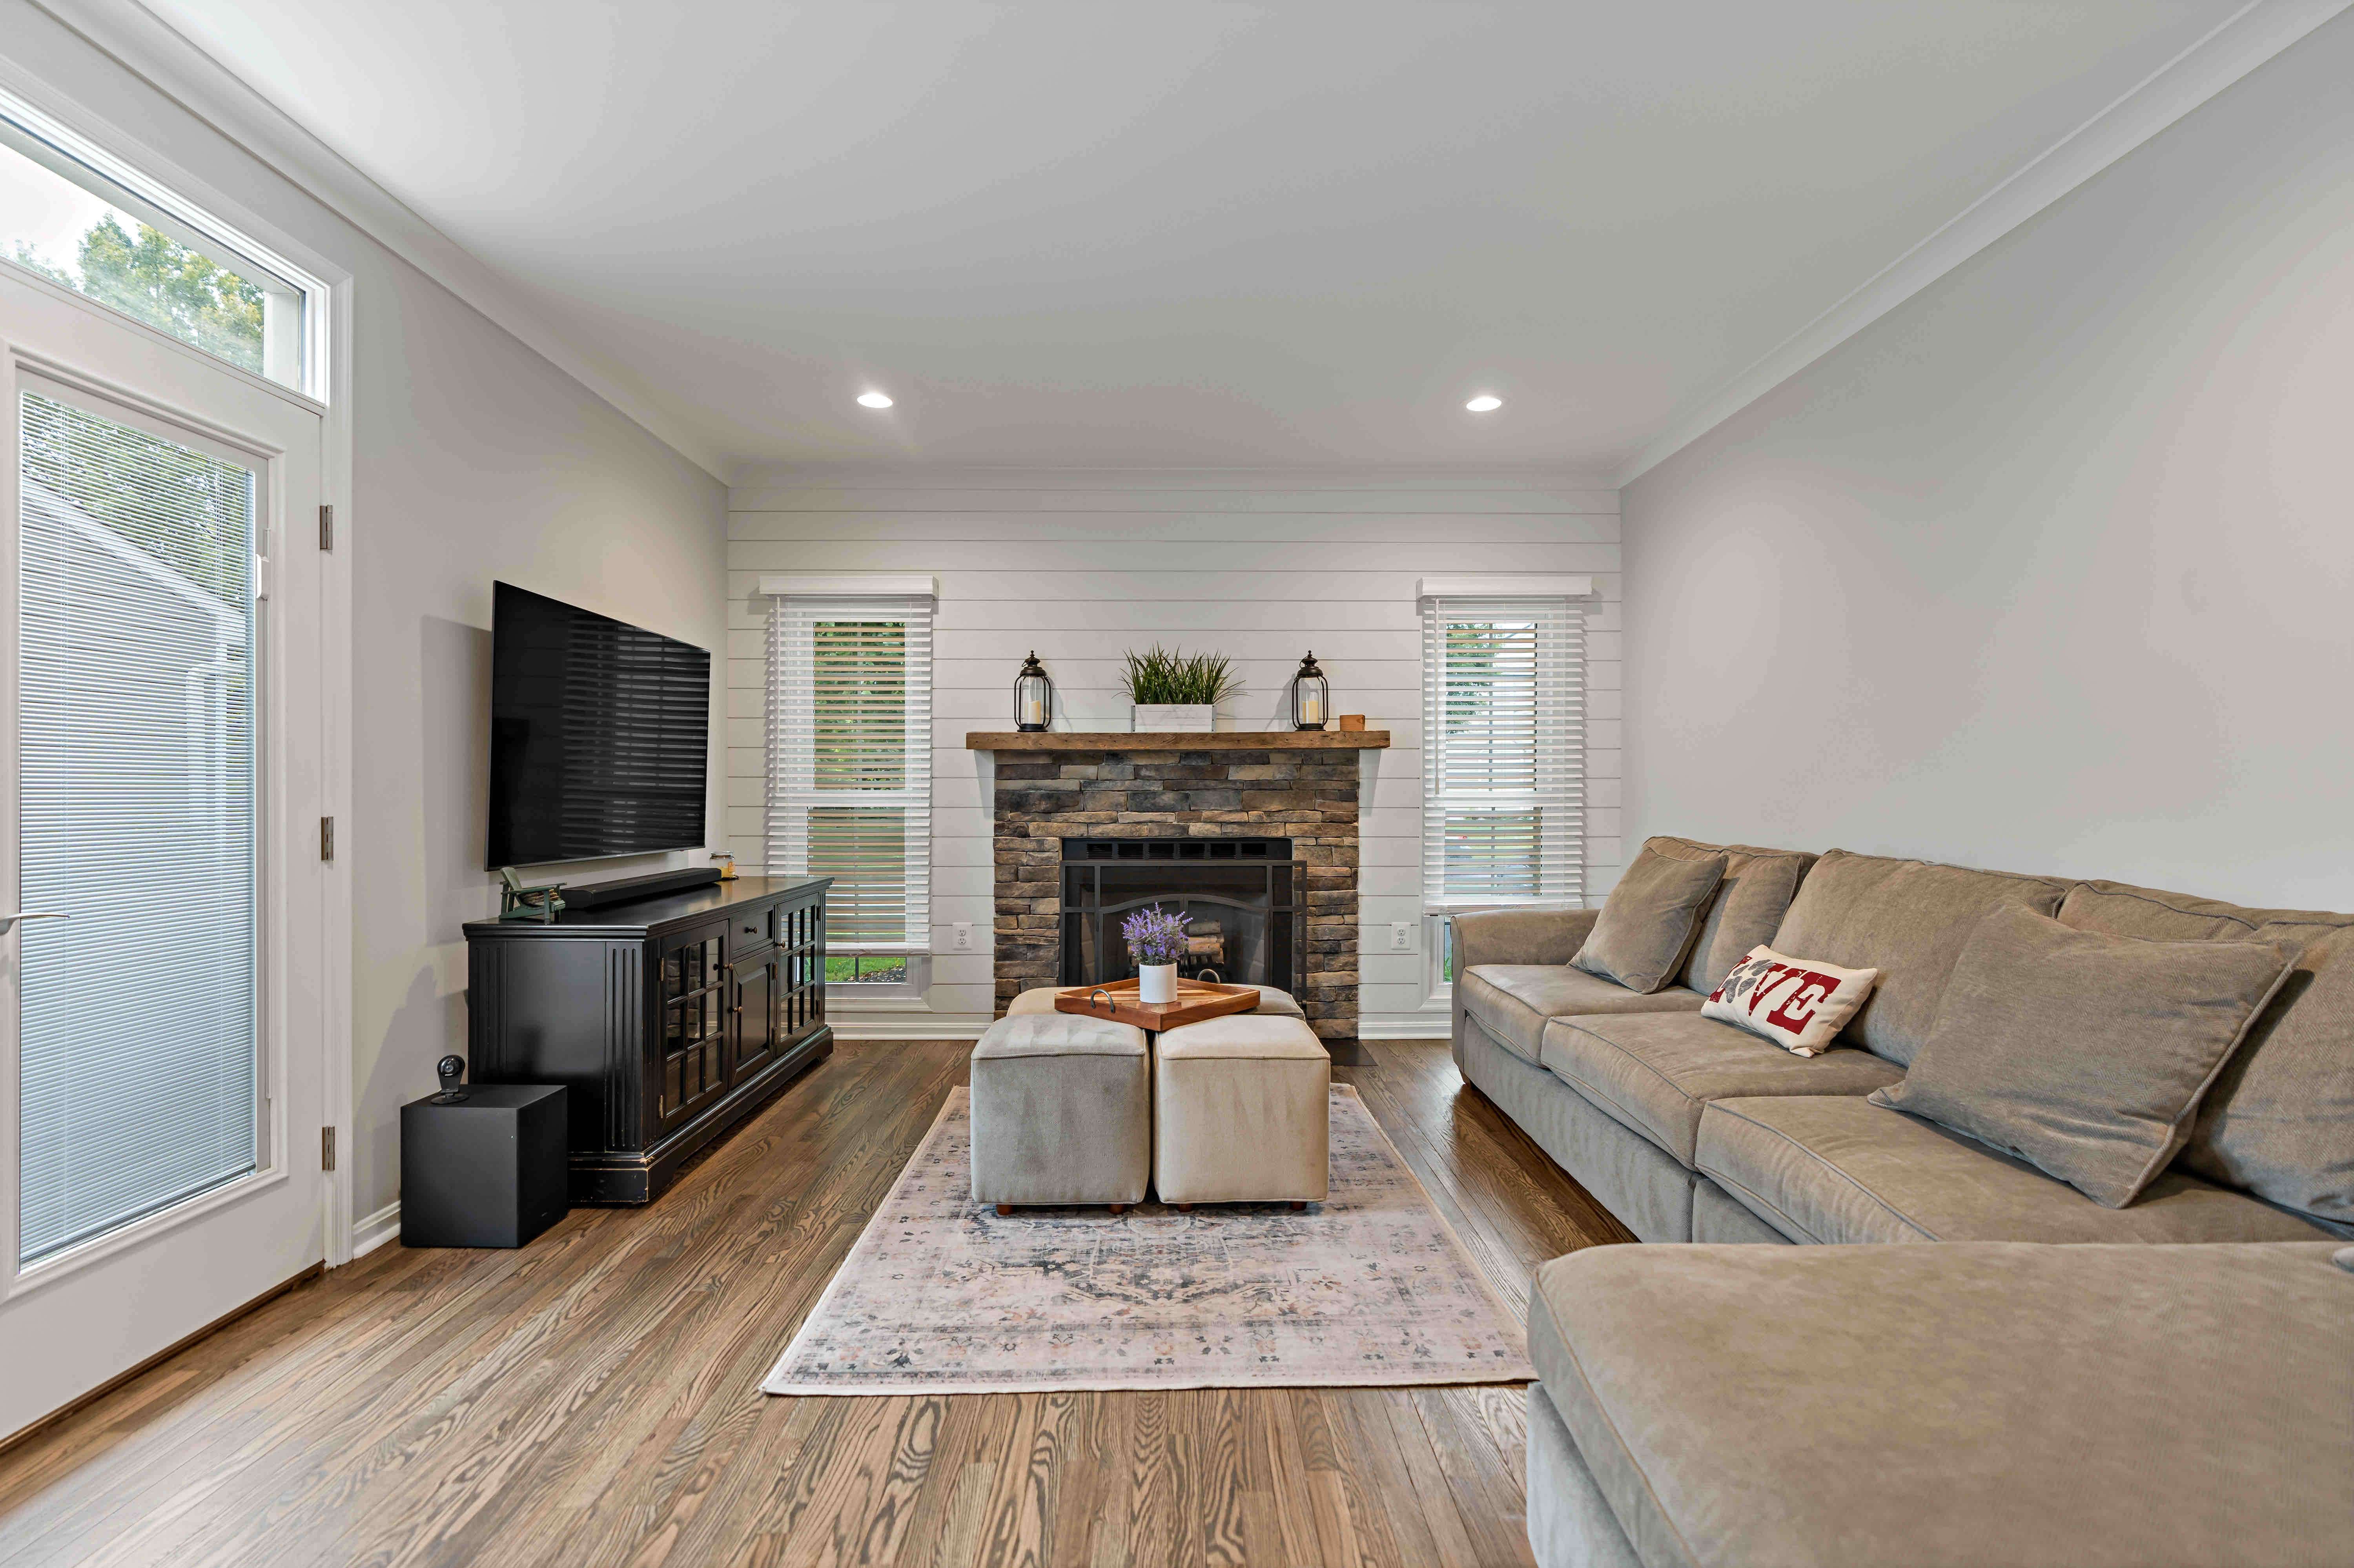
[1, 6, 729, 1231]
[726, 473, 1622, 1036]
[1622, 15, 2354, 911]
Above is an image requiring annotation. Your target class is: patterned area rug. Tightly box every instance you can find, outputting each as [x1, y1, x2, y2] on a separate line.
[762, 1085, 1536, 1395]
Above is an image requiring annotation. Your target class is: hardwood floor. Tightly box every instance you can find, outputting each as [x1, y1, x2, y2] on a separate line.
[0, 1041, 1631, 1567]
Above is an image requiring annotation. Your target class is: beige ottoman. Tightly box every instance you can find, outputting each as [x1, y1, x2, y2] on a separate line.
[1152, 1013, 1330, 1208]
[969, 1013, 1151, 1213]
[1004, 984, 1306, 1018]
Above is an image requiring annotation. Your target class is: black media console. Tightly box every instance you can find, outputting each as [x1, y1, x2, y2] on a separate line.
[463, 874, 833, 1204]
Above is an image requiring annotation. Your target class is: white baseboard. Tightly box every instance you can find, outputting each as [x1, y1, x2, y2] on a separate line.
[829, 1012, 992, 1041]
[350, 1200, 401, 1258]
[1357, 1013, 1453, 1040]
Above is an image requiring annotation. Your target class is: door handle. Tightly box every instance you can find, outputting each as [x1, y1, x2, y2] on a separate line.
[0, 911, 66, 935]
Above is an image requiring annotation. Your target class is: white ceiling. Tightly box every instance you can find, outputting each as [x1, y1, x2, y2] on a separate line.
[141, 2, 2248, 479]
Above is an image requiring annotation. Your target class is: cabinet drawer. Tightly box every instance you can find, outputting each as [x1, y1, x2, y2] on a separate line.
[731, 904, 778, 962]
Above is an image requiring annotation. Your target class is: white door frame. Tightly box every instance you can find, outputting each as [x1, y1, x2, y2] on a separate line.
[0, 62, 358, 1277]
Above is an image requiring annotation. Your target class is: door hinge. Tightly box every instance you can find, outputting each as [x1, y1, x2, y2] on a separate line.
[322, 1126, 336, 1171]
[320, 816, 335, 862]
[319, 503, 335, 552]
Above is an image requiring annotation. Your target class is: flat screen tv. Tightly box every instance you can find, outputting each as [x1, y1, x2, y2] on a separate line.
[487, 582, 710, 869]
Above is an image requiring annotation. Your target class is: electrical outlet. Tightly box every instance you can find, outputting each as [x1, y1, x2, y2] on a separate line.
[1390, 921, 1415, 953]
[952, 921, 973, 952]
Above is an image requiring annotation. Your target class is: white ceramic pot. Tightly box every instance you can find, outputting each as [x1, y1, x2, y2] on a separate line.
[1133, 704, 1215, 733]
[1137, 963, 1178, 1004]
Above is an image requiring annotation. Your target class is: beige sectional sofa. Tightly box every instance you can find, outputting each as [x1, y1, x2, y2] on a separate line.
[1454, 841, 2347, 1247]
[1456, 838, 2353, 1567]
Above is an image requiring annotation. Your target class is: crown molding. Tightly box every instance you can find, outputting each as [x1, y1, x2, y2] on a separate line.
[1610, 0, 2352, 490]
[32, 0, 732, 483]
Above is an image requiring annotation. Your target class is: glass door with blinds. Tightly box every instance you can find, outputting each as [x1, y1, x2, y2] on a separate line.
[0, 255, 326, 1442]
[1421, 596, 1585, 909]
[765, 595, 932, 988]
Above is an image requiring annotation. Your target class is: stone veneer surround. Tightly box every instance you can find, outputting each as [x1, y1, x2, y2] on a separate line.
[990, 747, 1360, 1040]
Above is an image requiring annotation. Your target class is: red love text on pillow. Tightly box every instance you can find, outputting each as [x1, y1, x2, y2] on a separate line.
[1762, 971, 1840, 1030]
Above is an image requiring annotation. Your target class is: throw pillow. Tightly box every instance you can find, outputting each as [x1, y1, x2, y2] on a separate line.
[1571, 840, 1727, 994]
[2178, 921, 2354, 1231]
[1869, 904, 2298, 1209]
[1701, 944, 1879, 1055]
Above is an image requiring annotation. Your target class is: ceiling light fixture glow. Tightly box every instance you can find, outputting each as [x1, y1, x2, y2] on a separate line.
[856, 390, 894, 409]
[1464, 394, 1503, 413]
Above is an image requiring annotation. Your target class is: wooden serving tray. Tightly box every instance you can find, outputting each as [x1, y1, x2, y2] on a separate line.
[1054, 977, 1262, 1031]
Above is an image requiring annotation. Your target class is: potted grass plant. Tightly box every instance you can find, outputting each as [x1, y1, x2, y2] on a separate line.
[1122, 645, 1241, 733]
[1122, 903, 1190, 1004]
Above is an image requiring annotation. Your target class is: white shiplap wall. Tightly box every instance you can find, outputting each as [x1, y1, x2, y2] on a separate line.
[725, 471, 1623, 1037]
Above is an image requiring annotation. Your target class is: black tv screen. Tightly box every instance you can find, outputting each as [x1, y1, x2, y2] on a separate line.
[487, 582, 710, 869]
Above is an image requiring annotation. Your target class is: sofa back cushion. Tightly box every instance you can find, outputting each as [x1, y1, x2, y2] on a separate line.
[1646, 836, 1820, 995]
[1869, 905, 2297, 1208]
[2057, 878, 2348, 942]
[1768, 850, 2067, 1065]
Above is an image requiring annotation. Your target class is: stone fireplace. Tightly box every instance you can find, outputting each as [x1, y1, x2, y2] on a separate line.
[968, 731, 1388, 1042]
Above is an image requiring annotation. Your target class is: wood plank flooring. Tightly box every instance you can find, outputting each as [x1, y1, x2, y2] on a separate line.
[0, 1041, 1631, 1567]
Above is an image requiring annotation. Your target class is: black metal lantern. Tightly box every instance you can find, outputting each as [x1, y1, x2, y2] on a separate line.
[1290, 651, 1330, 731]
[1014, 650, 1053, 732]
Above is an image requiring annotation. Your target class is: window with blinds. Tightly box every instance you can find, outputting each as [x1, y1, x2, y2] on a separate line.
[765, 596, 932, 953]
[1421, 596, 1583, 909]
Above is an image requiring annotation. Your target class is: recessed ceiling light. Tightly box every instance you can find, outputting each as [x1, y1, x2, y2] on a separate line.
[1465, 394, 1503, 413]
[856, 390, 894, 409]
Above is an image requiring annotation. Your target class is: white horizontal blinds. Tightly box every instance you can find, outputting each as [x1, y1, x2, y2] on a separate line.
[767, 596, 932, 950]
[16, 388, 260, 1264]
[1422, 595, 1583, 909]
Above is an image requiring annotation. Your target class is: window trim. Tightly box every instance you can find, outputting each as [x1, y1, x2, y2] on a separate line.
[0, 86, 330, 400]
[1420, 590, 1587, 913]
[764, 588, 936, 956]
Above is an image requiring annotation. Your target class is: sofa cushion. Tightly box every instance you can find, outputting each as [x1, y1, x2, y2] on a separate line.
[1767, 849, 2067, 1065]
[1526, 1239, 2354, 1568]
[2058, 878, 2350, 942]
[1667, 839, 1819, 995]
[2186, 920, 2354, 1232]
[1869, 905, 2296, 1208]
[1572, 840, 1727, 994]
[1459, 964, 1704, 1065]
[2062, 882, 2354, 1233]
[1695, 1095, 2332, 1244]
[1538, 1012, 1902, 1166]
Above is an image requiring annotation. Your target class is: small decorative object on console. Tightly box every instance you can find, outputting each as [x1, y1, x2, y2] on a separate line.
[1290, 651, 1330, 730]
[710, 850, 739, 880]
[496, 865, 567, 923]
[1123, 902, 1189, 1004]
[1703, 944, 1880, 1056]
[1014, 650, 1053, 732]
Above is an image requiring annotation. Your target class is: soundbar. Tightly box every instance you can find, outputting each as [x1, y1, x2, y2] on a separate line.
[559, 865, 724, 912]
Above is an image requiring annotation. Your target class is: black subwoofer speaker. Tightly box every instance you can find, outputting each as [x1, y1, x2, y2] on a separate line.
[399, 1082, 569, 1248]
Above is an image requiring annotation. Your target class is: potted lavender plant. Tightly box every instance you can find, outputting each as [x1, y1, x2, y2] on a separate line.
[1122, 903, 1190, 1005]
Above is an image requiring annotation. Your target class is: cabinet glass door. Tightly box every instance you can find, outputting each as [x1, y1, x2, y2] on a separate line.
[656, 921, 729, 1132]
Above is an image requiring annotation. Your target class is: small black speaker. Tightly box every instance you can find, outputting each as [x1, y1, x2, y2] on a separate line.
[400, 1081, 569, 1248]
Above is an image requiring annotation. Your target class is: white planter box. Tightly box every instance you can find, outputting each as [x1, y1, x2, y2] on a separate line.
[1133, 704, 1215, 732]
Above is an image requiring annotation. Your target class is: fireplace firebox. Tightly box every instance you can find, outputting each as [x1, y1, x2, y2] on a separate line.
[1059, 837, 1303, 995]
